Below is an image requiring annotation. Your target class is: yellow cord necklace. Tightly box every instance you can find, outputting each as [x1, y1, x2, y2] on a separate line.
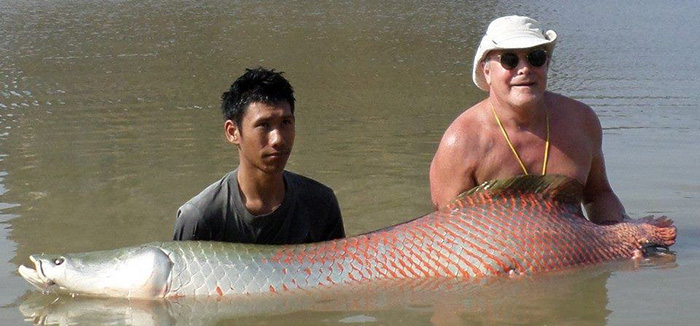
[490, 102, 550, 175]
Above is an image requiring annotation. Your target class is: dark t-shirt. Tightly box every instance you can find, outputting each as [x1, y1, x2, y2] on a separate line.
[172, 170, 345, 244]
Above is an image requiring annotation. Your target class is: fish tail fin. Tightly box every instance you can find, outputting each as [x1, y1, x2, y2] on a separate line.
[633, 215, 677, 251]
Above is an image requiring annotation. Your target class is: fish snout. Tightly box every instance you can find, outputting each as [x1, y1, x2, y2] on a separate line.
[18, 255, 56, 290]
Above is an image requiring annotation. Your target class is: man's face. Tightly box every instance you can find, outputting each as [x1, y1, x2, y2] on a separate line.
[483, 47, 549, 107]
[226, 101, 295, 175]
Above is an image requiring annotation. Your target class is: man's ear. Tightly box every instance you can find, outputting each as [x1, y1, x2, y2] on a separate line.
[224, 120, 240, 145]
[483, 61, 492, 86]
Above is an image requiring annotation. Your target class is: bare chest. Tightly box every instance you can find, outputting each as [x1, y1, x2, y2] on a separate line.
[474, 127, 593, 185]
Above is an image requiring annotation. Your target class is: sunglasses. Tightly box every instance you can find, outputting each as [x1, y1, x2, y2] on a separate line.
[496, 49, 548, 70]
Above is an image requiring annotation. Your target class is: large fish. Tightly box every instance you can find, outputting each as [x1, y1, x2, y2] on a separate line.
[18, 175, 677, 298]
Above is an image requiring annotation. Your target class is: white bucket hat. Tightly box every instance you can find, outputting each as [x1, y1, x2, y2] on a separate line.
[472, 15, 557, 91]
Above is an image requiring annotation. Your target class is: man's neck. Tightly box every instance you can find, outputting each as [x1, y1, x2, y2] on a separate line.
[236, 166, 286, 216]
[489, 94, 548, 130]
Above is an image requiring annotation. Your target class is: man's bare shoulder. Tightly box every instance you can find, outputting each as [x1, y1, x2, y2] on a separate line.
[547, 92, 602, 130]
[430, 101, 490, 207]
[440, 101, 490, 150]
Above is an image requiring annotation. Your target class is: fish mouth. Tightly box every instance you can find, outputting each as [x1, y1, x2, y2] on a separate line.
[18, 256, 55, 290]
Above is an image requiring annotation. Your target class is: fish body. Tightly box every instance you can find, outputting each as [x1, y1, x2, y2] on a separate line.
[18, 175, 677, 298]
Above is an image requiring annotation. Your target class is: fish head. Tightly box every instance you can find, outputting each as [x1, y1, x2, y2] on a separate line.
[19, 254, 69, 293]
[18, 245, 174, 298]
[19, 252, 118, 295]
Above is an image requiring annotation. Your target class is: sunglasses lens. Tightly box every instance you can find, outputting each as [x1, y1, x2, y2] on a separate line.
[499, 53, 519, 70]
[528, 49, 548, 67]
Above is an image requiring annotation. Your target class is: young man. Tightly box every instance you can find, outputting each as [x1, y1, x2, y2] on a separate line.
[429, 15, 627, 225]
[173, 67, 345, 244]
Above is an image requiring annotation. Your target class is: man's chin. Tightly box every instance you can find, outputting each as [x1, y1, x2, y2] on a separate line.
[260, 161, 288, 174]
[511, 85, 543, 94]
[509, 90, 544, 106]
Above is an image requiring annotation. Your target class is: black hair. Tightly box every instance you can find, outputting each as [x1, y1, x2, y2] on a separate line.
[221, 67, 295, 127]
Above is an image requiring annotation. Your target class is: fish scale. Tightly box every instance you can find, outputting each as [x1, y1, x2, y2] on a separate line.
[18, 175, 677, 298]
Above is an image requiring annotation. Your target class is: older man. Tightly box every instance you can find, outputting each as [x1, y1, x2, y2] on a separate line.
[429, 15, 627, 224]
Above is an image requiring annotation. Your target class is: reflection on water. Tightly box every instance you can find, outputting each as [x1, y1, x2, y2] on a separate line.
[2, 0, 699, 325]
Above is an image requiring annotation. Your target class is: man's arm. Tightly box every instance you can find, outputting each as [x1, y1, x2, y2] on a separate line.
[324, 194, 346, 240]
[583, 162, 627, 224]
[582, 114, 627, 224]
[429, 122, 476, 209]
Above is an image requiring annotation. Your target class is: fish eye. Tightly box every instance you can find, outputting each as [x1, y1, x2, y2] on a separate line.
[54, 257, 65, 265]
